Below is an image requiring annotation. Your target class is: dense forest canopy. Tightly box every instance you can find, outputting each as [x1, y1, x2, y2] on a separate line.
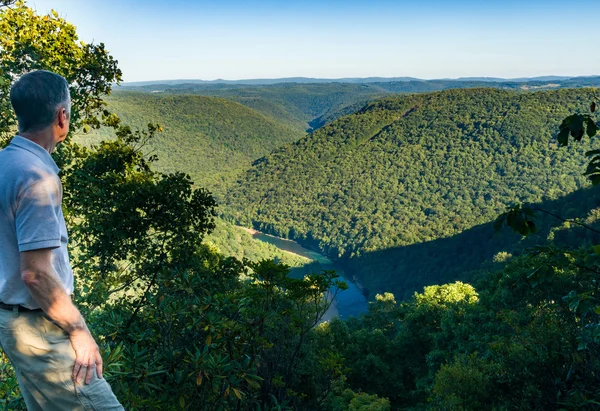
[224, 88, 599, 297]
[119, 82, 390, 131]
[84, 91, 304, 194]
[92, 80, 600, 197]
[121, 76, 600, 131]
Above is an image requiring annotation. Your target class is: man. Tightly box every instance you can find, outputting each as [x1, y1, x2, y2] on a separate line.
[0, 70, 123, 410]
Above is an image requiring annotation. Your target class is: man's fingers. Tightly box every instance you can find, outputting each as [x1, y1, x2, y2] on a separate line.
[85, 364, 95, 385]
[76, 363, 88, 384]
[72, 356, 87, 378]
[69, 332, 102, 384]
[72, 362, 81, 379]
[96, 356, 103, 380]
[73, 350, 90, 383]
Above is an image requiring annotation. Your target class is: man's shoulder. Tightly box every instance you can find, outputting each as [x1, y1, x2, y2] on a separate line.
[0, 146, 58, 189]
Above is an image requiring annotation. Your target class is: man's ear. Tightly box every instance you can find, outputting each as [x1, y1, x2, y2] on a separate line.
[57, 108, 68, 129]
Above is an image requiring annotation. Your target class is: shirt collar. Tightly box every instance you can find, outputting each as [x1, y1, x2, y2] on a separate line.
[10, 136, 60, 174]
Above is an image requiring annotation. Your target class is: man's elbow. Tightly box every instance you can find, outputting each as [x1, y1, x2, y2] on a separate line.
[21, 269, 43, 287]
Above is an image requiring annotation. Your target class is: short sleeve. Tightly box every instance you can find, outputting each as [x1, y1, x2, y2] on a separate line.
[15, 177, 62, 252]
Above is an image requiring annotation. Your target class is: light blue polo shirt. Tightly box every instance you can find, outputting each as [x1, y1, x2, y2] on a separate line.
[0, 136, 74, 309]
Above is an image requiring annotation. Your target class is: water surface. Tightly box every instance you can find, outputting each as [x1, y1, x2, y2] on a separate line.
[251, 231, 369, 320]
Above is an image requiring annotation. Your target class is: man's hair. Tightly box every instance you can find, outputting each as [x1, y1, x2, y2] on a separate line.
[10, 70, 71, 133]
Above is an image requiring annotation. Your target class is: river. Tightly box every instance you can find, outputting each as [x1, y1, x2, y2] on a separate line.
[249, 230, 369, 320]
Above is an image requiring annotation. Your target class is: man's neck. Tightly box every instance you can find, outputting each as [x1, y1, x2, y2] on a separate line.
[19, 131, 57, 154]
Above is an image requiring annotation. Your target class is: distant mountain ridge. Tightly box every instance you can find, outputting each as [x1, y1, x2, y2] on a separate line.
[118, 77, 600, 133]
[454, 75, 573, 82]
[122, 77, 419, 86]
[121, 75, 590, 87]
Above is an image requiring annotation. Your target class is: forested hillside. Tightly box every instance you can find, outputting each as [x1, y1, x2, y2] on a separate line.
[224, 88, 599, 297]
[121, 77, 600, 131]
[119, 82, 389, 131]
[84, 91, 304, 194]
[205, 219, 310, 267]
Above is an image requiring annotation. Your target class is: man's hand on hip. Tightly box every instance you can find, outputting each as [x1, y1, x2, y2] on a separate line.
[69, 328, 104, 384]
[20, 249, 102, 385]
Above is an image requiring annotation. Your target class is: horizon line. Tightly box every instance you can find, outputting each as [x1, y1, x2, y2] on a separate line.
[120, 74, 600, 86]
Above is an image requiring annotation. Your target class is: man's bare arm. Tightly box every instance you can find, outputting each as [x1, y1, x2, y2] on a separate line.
[20, 248, 103, 384]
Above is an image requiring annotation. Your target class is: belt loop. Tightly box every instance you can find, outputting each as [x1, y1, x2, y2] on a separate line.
[12, 305, 19, 318]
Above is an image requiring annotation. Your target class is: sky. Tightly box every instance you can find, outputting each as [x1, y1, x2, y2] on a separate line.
[28, 0, 600, 82]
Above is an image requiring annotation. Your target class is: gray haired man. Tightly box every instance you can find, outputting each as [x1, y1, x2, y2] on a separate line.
[0, 70, 123, 410]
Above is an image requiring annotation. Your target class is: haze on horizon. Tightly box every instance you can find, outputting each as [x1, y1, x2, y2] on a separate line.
[30, 0, 600, 82]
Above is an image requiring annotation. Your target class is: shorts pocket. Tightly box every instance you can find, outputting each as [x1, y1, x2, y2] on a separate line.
[75, 373, 124, 411]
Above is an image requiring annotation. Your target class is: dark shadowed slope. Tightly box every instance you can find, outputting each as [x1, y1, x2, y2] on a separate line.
[223, 88, 599, 296]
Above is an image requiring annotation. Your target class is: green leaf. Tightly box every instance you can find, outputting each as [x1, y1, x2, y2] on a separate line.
[517, 220, 530, 236]
[506, 211, 516, 229]
[586, 118, 599, 137]
[232, 387, 243, 400]
[244, 377, 261, 389]
[522, 207, 536, 217]
[589, 175, 600, 186]
[594, 306, 600, 315]
[585, 149, 600, 157]
[557, 128, 569, 146]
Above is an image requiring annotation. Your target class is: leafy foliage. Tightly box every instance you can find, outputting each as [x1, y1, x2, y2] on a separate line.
[0, 0, 121, 142]
[83, 91, 304, 194]
[64, 117, 218, 314]
[494, 204, 538, 236]
[316, 255, 600, 410]
[205, 219, 311, 268]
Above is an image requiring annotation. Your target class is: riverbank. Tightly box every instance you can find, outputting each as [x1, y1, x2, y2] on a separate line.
[237, 226, 316, 260]
[238, 226, 259, 236]
[237, 226, 369, 319]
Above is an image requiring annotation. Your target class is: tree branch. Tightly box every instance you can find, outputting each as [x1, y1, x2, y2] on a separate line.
[533, 207, 600, 235]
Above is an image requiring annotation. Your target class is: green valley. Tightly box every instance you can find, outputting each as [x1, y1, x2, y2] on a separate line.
[223, 88, 599, 298]
[205, 219, 310, 268]
[119, 82, 391, 131]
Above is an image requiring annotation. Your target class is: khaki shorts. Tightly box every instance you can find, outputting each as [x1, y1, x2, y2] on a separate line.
[0, 307, 124, 410]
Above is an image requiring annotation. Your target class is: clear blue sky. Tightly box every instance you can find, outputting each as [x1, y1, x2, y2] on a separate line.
[29, 0, 600, 82]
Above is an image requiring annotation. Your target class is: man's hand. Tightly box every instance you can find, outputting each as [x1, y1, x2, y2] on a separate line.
[20, 249, 102, 385]
[69, 329, 104, 384]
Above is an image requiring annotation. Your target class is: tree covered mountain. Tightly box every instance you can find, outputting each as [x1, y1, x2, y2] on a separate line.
[120, 77, 600, 131]
[223, 88, 599, 297]
[120, 82, 390, 131]
[83, 91, 304, 194]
